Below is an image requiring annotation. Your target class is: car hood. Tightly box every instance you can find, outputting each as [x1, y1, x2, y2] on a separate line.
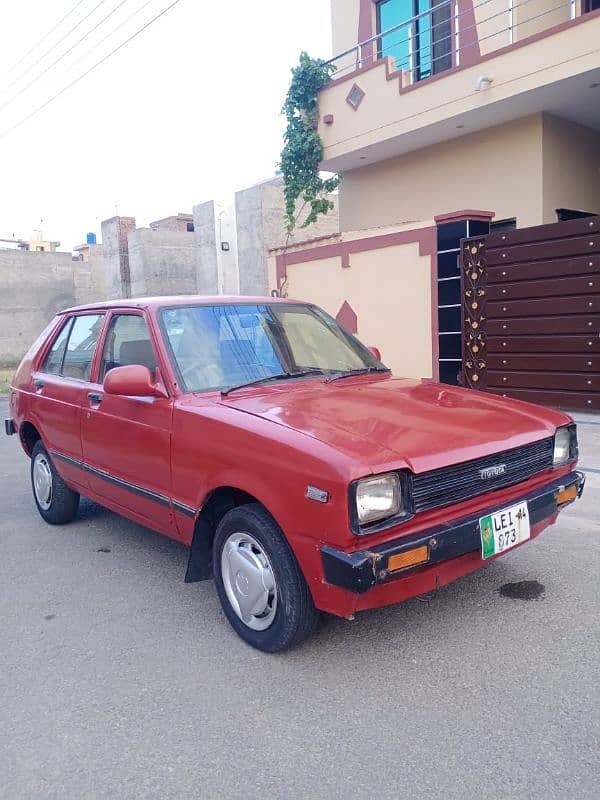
[219, 376, 567, 474]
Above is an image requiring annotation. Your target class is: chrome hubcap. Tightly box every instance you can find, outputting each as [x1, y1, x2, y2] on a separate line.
[221, 532, 277, 631]
[33, 454, 53, 510]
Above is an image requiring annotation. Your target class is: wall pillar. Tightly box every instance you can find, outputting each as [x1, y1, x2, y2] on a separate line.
[358, 0, 376, 65]
[434, 210, 494, 385]
[193, 201, 220, 294]
[100, 216, 136, 299]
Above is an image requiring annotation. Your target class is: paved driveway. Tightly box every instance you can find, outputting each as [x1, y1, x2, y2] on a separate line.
[1, 398, 598, 799]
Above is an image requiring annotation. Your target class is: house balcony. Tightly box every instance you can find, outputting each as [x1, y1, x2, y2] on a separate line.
[318, 2, 600, 172]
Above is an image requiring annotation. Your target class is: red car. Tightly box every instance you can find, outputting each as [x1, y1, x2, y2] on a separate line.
[5, 296, 584, 651]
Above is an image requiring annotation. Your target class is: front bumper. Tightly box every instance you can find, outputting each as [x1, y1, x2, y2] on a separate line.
[321, 470, 585, 594]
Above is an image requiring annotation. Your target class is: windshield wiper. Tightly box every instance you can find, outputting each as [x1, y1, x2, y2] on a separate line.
[221, 369, 328, 397]
[325, 367, 391, 383]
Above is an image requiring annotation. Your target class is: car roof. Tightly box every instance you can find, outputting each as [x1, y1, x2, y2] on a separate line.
[59, 295, 294, 314]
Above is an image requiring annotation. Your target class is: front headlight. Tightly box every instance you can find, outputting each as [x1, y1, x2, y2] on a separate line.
[553, 426, 572, 465]
[356, 473, 401, 525]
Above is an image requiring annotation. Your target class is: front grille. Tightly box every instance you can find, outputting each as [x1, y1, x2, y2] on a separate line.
[412, 437, 554, 513]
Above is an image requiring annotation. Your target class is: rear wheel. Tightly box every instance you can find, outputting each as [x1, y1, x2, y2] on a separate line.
[31, 441, 79, 524]
[213, 503, 319, 652]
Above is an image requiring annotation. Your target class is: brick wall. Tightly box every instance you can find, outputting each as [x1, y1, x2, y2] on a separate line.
[127, 228, 200, 296]
[235, 176, 339, 296]
[0, 250, 76, 365]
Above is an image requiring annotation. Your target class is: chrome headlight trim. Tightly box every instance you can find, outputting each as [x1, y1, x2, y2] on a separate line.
[349, 471, 413, 535]
[553, 424, 577, 466]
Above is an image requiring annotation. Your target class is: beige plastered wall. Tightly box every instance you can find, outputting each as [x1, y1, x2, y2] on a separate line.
[513, 0, 571, 43]
[476, 0, 572, 53]
[475, 0, 511, 54]
[339, 115, 545, 230]
[268, 222, 434, 379]
[318, 14, 600, 164]
[338, 112, 600, 231]
[542, 114, 600, 221]
[330, 0, 362, 73]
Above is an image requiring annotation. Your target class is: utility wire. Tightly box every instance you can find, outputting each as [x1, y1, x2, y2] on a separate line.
[0, 0, 186, 140]
[0, 0, 111, 97]
[0, 0, 135, 114]
[52, 0, 158, 84]
[2, 0, 89, 77]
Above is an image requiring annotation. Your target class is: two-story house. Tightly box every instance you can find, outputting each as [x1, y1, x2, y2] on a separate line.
[269, 0, 599, 409]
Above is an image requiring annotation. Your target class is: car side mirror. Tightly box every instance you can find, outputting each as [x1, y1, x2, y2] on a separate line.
[103, 364, 168, 398]
[368, 346, 382, 361]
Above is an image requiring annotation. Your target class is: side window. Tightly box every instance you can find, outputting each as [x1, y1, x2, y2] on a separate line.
[99, 314, 157, 382]
[41, 318, 74, 375]
[61, 314, 104, 381]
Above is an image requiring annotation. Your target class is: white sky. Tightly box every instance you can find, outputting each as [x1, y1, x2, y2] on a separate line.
[0, 0, 332, 251]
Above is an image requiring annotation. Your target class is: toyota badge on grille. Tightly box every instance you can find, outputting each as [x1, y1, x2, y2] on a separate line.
[480, 464, 507, 480]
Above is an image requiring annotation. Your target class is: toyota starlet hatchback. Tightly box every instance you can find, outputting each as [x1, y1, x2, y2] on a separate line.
[5, 297, 584, 651]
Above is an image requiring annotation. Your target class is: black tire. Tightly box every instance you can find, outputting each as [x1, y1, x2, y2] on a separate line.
[213, 503, 320, 652]
[31, 440, 80, 524]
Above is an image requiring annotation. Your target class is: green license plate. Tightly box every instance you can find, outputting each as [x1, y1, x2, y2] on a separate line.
[479, 501, 530, 559]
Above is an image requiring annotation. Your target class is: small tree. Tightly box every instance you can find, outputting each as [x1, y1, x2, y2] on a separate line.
[280, 52, 339, 236]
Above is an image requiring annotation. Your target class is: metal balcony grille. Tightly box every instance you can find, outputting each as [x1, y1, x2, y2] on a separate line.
[325, 0, 579, 86]
[412, 437, 554, 512]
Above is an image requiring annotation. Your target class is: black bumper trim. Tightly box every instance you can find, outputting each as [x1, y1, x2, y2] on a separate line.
[321, 471, 585, 594]
[4, 418, 16, 436]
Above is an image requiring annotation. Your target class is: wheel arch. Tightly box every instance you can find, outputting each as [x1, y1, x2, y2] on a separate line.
[185, 486, 273, 583]
[19, 420, 42, 457]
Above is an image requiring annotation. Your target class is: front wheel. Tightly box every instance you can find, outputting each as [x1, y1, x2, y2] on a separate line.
[31, 441, 80, 524]
[213, 503, 319, 652]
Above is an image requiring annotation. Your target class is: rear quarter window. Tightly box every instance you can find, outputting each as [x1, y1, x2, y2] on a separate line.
[39, 314, 104, 381]
[61, 315, 104, 381]
[41, 318, 73, 375]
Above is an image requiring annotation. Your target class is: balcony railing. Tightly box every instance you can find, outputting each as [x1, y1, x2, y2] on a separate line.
[325, 0, 580, 86]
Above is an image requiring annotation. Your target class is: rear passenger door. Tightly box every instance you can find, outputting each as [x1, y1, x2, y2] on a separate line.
[80, 311, 176, 535]
[30, 313, 105, 490]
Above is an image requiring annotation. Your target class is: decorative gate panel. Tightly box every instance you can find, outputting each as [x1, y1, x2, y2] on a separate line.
[461, 216, 600, 411]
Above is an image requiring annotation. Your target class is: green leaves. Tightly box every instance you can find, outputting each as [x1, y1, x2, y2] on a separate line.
[280, 52, 339, 235]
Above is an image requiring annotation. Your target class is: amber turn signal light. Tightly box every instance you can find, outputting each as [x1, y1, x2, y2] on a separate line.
[387, 545, 429, 572]
[555, 485, 578, 506]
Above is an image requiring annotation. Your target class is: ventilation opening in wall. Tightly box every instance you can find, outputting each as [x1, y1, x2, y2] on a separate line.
[490, 217, 517, 232]
[555, 208, 597, 222]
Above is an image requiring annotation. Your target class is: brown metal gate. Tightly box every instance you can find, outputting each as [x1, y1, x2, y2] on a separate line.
[461, 215, 600, 411]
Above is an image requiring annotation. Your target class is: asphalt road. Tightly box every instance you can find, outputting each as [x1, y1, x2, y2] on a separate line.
[1, 397, 599, 800]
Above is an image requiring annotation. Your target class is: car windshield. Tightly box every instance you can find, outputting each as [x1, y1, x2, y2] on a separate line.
[159, 303, 386, 393]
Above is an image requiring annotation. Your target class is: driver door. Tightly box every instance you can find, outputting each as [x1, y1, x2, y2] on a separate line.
[81, 310, 177, 535]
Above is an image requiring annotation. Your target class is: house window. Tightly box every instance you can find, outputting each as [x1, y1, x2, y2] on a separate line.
[186, 222, 194, 232]
[377, 0, 452, 82]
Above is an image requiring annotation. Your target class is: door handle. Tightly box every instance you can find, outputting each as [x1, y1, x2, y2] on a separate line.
[88, 391, 103, 404]
[33, 378, 45, 391]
